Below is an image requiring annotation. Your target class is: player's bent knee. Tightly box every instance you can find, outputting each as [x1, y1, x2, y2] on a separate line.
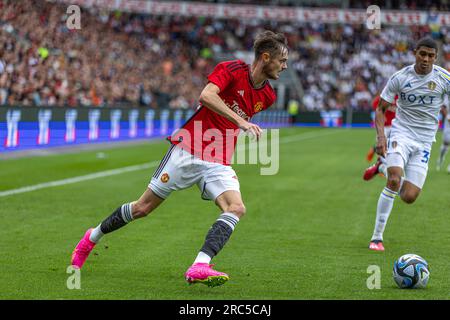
[132, 202, 154, 219]
[227, 203, 246, 218]
[387, 176, 402, 191]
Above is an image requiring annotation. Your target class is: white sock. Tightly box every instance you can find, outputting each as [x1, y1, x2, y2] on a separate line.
[371, 187, 398, 241]
[89, 224, 104, 243]
[194, 251, 212, 264]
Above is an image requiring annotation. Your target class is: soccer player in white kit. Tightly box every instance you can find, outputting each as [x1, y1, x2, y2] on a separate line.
[436, 105, 450, 171]
[369, 37, 448, 251]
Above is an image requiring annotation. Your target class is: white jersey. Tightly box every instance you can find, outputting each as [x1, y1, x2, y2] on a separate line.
[381, 64, 450, 143]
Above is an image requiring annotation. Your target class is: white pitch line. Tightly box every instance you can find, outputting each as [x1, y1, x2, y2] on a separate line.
[0, 161, 160, 197]
[0, 129, 342, 197]
[278, 128, 339, 143]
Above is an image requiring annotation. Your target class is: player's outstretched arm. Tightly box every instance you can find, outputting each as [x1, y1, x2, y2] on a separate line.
[375, 98, 391, 156]
[199, 83, 262, 139]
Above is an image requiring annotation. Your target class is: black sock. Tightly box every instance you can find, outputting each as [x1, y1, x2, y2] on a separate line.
[200, 213, 239, 259]
[100, 203, 133, 234]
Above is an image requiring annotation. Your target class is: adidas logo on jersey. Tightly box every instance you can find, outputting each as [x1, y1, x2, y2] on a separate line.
[238, 90, 244, 97]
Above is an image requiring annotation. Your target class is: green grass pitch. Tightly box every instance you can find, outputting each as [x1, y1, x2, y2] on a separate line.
[0, 127, 449, 299]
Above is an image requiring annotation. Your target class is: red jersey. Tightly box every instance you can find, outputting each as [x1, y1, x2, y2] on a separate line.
[372, 95, 396, 126]
[170, 60, 276, 165]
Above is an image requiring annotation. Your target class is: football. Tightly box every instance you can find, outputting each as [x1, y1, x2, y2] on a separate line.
[393, 254, 430, 289]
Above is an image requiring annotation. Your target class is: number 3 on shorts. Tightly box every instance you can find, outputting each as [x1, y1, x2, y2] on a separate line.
[421, 150, 430, 163]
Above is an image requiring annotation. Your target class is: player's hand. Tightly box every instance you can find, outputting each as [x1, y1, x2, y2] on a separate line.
[376, 135, 387, 157]
[239, 121, 262, 140]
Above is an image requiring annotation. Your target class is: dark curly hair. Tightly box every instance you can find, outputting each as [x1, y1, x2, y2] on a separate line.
[415, 37, 438, 52]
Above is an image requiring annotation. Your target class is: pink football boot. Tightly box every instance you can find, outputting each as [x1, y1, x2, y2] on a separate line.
[185, 263, 229, 287]
[369, 240, 385, 251]
[71, 228, 96, 269]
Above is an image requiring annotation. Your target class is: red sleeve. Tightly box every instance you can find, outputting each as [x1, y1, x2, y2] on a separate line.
[385, 110, 396, 126]
[372, 96, 380, 111]
[207, 63, 234, 92]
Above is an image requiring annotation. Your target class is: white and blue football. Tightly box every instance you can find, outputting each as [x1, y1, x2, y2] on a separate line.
[393, 254, 430, 289]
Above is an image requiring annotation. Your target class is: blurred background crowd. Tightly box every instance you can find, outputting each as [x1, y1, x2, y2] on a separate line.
[170, 0, 450, 10]
[1, 0, 450, 111]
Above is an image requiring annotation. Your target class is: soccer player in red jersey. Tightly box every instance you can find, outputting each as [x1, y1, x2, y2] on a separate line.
[363, 94, 397, 181]
[71, 31, 289, 287]
[366, 95, 396, 162]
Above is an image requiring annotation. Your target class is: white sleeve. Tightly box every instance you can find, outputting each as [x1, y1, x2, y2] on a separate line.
[380, 73, 400, 104]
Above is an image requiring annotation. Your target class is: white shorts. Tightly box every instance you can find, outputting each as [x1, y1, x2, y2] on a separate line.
[386, 134, 432, 189]
[149, 144, 240, 201]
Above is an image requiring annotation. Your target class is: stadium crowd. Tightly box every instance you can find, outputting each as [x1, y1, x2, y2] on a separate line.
[183, 0, 450, 11]
[0, 0, 448, 111]
[291, 24, 433, 111]
[0, 0, 217, 109]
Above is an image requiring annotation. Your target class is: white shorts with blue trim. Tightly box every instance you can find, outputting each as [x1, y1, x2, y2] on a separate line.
[386, 134, 432, 189]
[149, 144, 240, 201]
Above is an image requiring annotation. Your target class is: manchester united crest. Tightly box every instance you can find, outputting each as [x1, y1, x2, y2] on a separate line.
[254, 102, 263, 112]
[160, 173, 170, 183]
[428, 81, 436, 91]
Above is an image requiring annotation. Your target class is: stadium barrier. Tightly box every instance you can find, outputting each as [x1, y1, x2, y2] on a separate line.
[293, 110, 372, 128]
[7, 106, 447, 153]
[0, 106, 293, 152]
